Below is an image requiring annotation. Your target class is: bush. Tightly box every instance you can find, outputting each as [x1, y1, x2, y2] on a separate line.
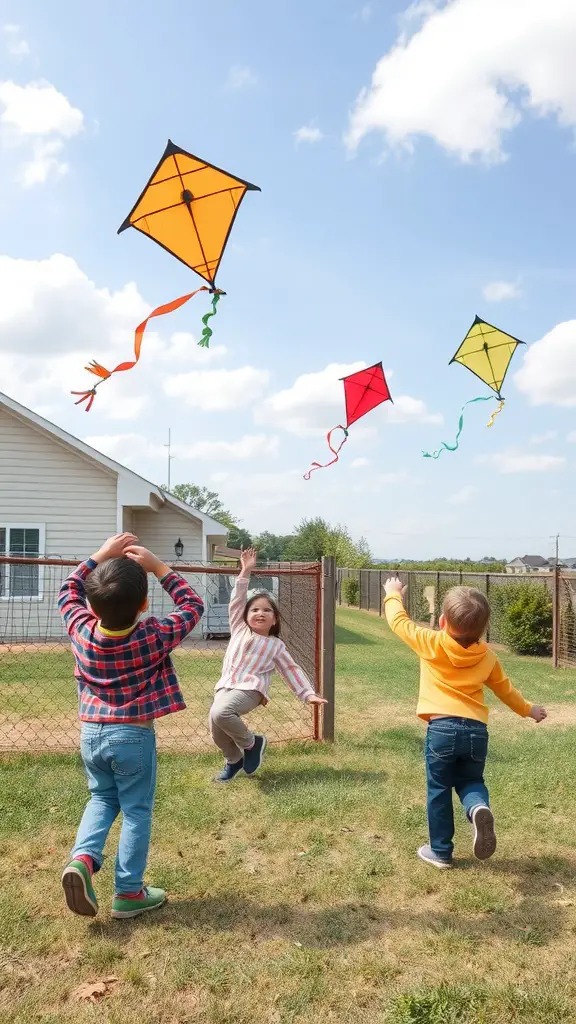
[491, 582, 552, 656]
[342, 577, 360, 606]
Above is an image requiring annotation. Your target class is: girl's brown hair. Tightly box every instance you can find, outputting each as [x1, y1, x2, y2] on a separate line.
[243, 591, 281, 637]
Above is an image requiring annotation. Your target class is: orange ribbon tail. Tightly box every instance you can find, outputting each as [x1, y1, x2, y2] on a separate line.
[72, 286, 215, 409]
[304, 426, 349, 480]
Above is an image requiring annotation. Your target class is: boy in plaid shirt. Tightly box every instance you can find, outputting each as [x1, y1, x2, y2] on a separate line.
[58, 533, 203, 919]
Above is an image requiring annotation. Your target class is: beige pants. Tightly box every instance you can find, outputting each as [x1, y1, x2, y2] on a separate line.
[209, 688, 263, 763]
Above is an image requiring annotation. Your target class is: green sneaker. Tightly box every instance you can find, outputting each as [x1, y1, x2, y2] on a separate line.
[61, 860, 98, 917]
[111, 886, 166, 919]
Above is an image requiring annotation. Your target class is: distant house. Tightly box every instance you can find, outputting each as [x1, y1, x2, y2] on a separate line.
[505, 555, 550, 574]
[0, 391, 229, 640]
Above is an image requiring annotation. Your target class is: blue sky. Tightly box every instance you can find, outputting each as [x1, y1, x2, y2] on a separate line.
[1, 0, 576, 560]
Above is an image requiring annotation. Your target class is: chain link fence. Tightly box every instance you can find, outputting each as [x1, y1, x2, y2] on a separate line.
[0, 557, 324, 754]
[338, 567, 576, 668]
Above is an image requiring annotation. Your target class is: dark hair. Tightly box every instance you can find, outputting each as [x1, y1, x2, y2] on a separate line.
[85, 557, 148, 630]
[243, 592, 281, 637]
[442, 586, 490, 647]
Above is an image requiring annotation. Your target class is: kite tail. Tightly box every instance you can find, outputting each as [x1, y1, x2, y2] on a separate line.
[486, 399, 505, 427]
[71, 287, 211, 410]
[422, 395, 495, 459]
[304, 426, 349, 480]
[198, 291, 222, 348]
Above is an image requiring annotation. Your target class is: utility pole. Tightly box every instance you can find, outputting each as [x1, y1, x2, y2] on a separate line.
[165, 429, 175, 490]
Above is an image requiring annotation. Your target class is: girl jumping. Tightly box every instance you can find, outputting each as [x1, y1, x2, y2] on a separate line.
[210, 548, 327, 782]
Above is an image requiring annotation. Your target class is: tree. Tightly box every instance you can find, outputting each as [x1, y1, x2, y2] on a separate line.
[227, 525, 252, 550]
[252, 531, 294, 562]
[167, 483, 238, 529]
[284, 518, 372, 567]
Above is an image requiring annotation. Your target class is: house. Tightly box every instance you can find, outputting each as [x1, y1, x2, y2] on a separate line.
[0, 391, 229, 640]
[505, 555, 550, 574]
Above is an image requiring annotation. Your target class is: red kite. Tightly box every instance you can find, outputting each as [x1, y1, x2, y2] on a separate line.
[304, 362, 392, 479]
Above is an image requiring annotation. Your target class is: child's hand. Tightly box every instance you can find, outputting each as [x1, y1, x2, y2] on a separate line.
[306, 694, 328, 706]
[92, 533, 138, 564]
[125, 545, 164, 575]
[240, 547, 258, 575]
[529, 705, 547, 723]
[384, 576, 406, 598]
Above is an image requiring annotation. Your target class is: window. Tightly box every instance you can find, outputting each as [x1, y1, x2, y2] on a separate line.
[0, 525, 44, 599]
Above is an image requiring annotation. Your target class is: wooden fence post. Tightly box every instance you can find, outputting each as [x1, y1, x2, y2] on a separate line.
[553, 566, 560, 669]
[320, 556, 336, 741]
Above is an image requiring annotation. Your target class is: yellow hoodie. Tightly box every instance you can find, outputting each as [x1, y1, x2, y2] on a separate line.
[384, 594, 532, 724]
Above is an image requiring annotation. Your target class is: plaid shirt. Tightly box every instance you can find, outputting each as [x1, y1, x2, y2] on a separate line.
[58, 559, 204, 723]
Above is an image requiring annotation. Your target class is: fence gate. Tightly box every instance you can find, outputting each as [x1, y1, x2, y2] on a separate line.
[0, 557, 329, 754]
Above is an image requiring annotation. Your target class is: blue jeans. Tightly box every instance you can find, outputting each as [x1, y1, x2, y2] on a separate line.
[425, 717, 490, 860]
[72, 723, 157, 894]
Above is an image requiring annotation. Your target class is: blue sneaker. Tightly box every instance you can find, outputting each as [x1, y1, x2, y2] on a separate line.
[417, 844, 453, 870]
[243, 735, 267, 776]
[213, 758, 244, 783]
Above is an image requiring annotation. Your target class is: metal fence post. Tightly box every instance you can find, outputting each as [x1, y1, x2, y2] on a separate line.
[486, 573, 490, 643]
[553, 565, 560, 669]
[320, 556, 336, 741]
[379, 570, 383, 615]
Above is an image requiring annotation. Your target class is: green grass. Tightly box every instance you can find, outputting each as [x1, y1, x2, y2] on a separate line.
[2, 609, 576, 1022]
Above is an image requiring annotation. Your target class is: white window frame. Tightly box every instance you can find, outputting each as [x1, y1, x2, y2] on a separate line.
[0, 523, 46, 601]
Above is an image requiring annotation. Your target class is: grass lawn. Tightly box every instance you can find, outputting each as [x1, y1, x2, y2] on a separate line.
[2, 608, 576, 1022]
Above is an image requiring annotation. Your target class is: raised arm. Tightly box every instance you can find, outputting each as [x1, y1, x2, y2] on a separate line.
[229, 547, 258, 634]
[384, 584, 438, 660]
[126, 546, 204, 651]
[58, 560, 97, 636]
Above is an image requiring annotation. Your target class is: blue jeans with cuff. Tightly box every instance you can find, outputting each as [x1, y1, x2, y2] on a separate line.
[425, 716, 489, 861]
[72, 722, 157, 894]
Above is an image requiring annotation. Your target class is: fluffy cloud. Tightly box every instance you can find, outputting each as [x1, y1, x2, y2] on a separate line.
[482, 280, 521, 302]
[164, 366, 270, 411]
[224, 65, 258, 91]
[530, 430, 557, 444]
[514, 320, 576, 406]
[568, 431, 576, 443]
[3, 24, 30, 58]
[476, 451, 565, 474]
[351, 457, 370, 469]
[0, 253, 226, 416]
[448, 485, 478, 504]
[0, 79, 83, 184]
[85, 432, 278, 465]
[255, 361, 441, 437]
[294, 125, 324, 144]
[346, 0, 576, 163]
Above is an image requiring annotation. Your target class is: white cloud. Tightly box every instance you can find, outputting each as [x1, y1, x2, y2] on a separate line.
[345, 0, 576, 164]
[0, 80, 83, 185]
[482, 280, 521, 302]
[515, 320, 576, 406]
[351, 457, 370, 469]
[357, 5, 373, 22]
[0, 253, 227, 417]
[476, 451, 565, 474]
[3, 24, 30, 58]
[224, 65, 258, 91]
[294, 124, 324, 145]
[530, 430, 557, 444]
[164, 366, 270, 411]
[84, 432, 278, 465]
[568, 431, 576, 443]
[256, 361, 441, 437]
[448, 484, 478, 504]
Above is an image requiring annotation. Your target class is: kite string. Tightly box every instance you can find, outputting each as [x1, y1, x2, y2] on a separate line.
[422, 395, 496, 459]
[71, 286, 211, 410]
[304, 425, 349, 480]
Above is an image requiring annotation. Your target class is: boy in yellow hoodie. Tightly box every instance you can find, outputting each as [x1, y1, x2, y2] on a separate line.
[384, 579, 547, 869]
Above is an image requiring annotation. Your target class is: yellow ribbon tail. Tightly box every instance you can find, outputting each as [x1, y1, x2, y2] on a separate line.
[486, 400, 505, 428]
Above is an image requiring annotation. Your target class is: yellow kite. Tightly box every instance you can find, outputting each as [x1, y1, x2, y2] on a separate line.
[423, 316, 524, 459]
[73, 140, 260, 410]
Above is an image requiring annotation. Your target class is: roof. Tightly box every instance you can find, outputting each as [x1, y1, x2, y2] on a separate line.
[506, 555, 550, 567]
[0, 390, 227, 537]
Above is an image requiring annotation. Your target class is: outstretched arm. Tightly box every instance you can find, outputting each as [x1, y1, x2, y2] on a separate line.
[485, 659, 546, 720]
[273, 643, 326, 705]
[383, 578, 438, 659]
[229, 547, 258, 633]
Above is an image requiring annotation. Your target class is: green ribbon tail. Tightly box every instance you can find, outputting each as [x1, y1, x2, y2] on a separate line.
[422, 396, 494, 460]
[198, 292, 221, 348]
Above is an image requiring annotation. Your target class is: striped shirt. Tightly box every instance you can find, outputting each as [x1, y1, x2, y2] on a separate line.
[215, 575, 315, 704]
[58, 559, 204, 723]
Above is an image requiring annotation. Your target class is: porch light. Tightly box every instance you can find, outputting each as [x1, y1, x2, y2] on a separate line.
[175, 538, 184, 559]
